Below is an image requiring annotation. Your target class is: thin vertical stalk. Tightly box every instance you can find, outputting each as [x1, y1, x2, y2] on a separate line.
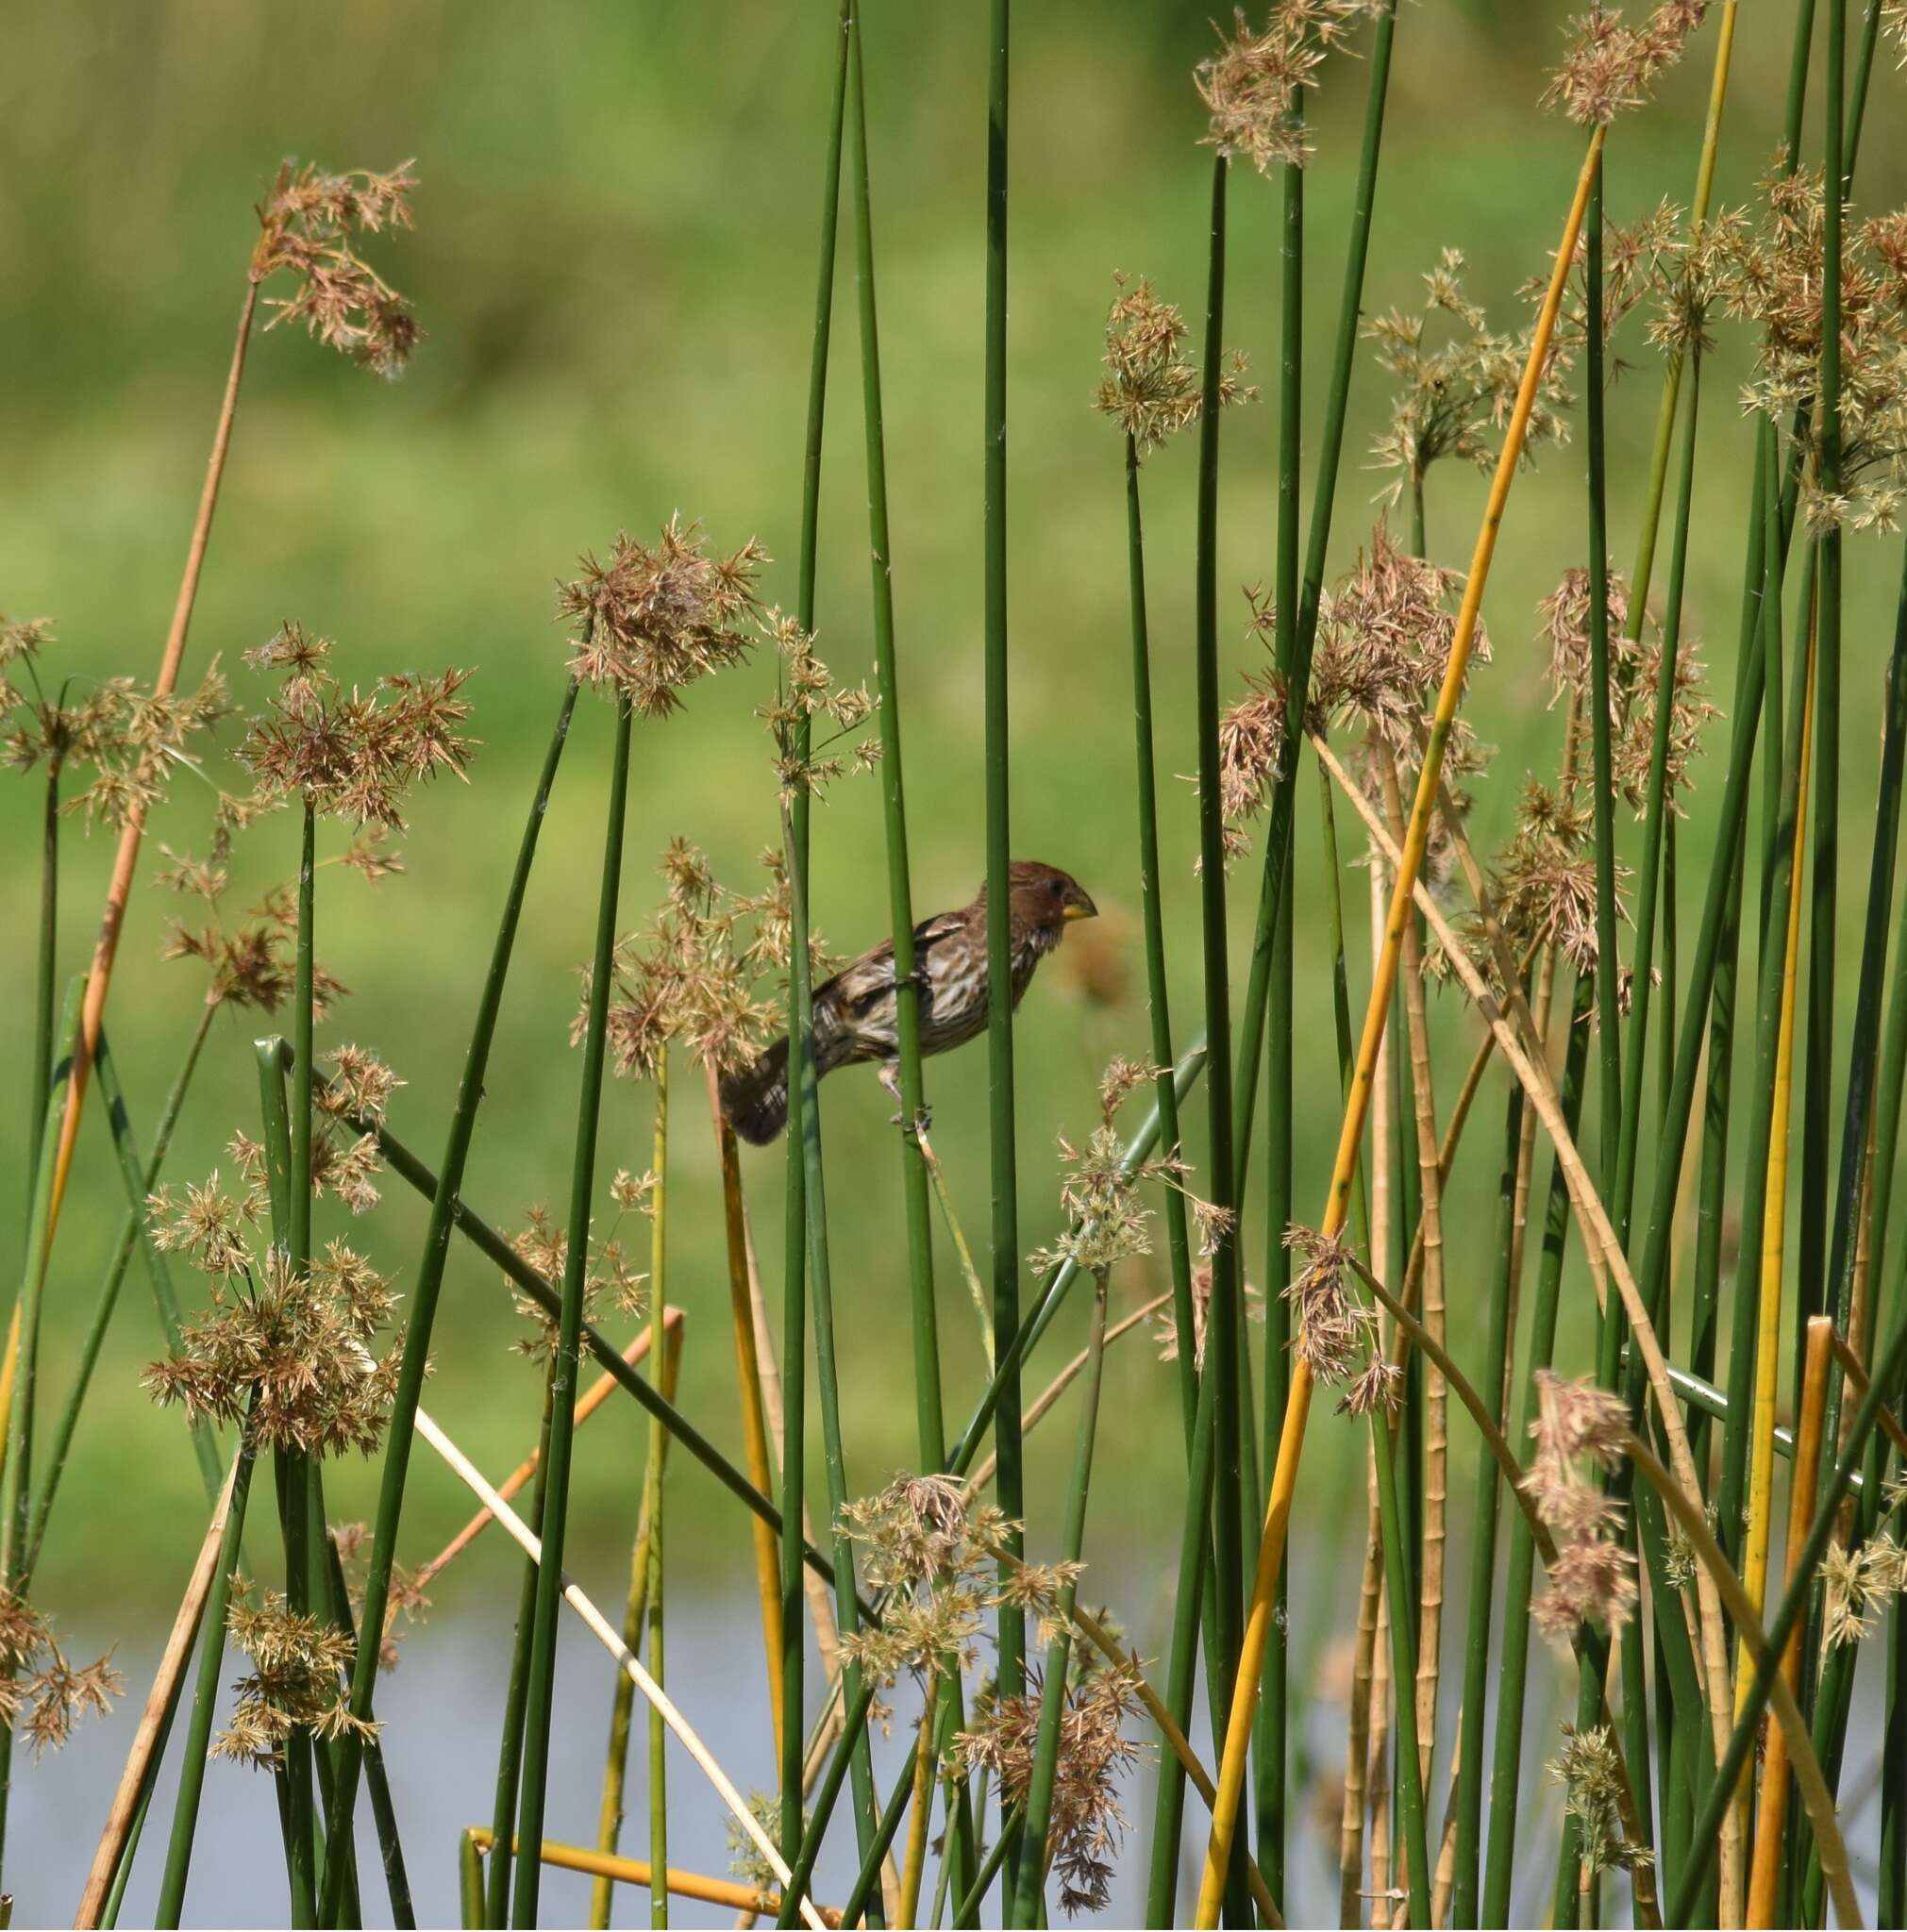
[1230, 0, 1399, 1170]
[1255, 89, 1305, 1907]
[1481, 972, 1592, 1924]
[153, 1399, 261, 1929]
[321, 677, 581, 1922]
[1191, 155, 1248, 1808]
[779, 0, 851, 1861]
[1746, 1318, 1833, 1925]
[510, 693, 633, 1928]
[27, 763, 59, 1223]
[487, 1368, 557, 1930]
[1371, 1400, 1431, 1929]
[980, 0, 1026, 1711]
[1196, 127, 1604, 1927]
[590, 1317, 682, 1931]
[1009, 1273, 1109, 1924]
[706, 1069, 785, 1768]
[644, 1063, 670, 1926]
[845, 5, 943, 1477]
[35, 281, 259, 1272]
[1614, 356, 1703, 1240]
[1449, 1076, 1527, 1925]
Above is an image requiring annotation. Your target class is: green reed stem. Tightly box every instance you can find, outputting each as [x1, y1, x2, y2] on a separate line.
[1191, 148, 1247, 1789]
[153, 1404, 261, 1929]
[1613, 354, 1702, 1242]
[1481, 970, 1592, 1925]
[27, 762, 59, 1224]
[510, 693, 631, 1930]
[780, 0, 851, 1860]
[782, 801, 884, 1897]
[1373, 1391, 1430, 1930]
[1122, 432, 1197, 1441]
[0, 978, 83, 1884]
[321, 676, 580, 1924]
[590, 1318, 677, 1930]
[1449, 1074, 1526, 1926]
[776, 1671, 882, 1928]
[461, 1830, 486, 1930]
[1254, 92, 1305, 1909]
[1010, 1271, 1108, 1924]
[846, 5, 943, 1474]
[1230, 0, 1397, 1179]
[980, 0, 1027, 1712]
[487, 1366, 556, 1930]
[645, 1061, 671, 1926]
[25, 1007, 221, 1580]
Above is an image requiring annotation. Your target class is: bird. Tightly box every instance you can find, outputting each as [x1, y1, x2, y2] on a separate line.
[719, 859, 1098, 1145]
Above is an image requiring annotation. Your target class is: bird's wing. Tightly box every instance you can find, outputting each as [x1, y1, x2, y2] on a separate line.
[814, 937, 898, 1030]
[912, 909, 969, 955]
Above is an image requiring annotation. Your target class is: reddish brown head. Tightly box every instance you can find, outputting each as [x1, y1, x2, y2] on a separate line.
[995, 860, 1097, 941]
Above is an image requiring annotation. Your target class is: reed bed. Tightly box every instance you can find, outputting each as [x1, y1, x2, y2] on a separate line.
[12, 1, 1907, 1926]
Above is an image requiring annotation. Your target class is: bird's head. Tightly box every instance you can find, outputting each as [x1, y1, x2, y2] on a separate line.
[1003, 860, 1098, 939]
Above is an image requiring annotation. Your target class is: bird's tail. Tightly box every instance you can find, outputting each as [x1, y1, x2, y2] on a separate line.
[720, 1035, 792, 1146]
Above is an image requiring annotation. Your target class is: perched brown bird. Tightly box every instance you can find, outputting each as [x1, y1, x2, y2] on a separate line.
[720, 859, 1097, 1145]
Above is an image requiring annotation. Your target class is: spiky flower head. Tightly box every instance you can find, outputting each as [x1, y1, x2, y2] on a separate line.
[253, 160, 420, 375]
[239, 623, 474, 835]
[499, 1203, 647, 1359]
[1543, 4, 1708, 126]
[1365, 248, 1574, 498]
[561, 517, 764, 717]
[1196, 4, 1380, 174]
[955, 1661, 1146, 1915]
[1029, 1059, 1185, 1279]
[1523, 1371, 1638, 1636]
[1280, 1224, 1388, 1402]
[1094, 275, 1256, 457]
[754, 608, 880, 802]
[0, 1591, 122, 1760]
[1548, 1724, 1651, 1881]
[214, 1579, 377, 1767]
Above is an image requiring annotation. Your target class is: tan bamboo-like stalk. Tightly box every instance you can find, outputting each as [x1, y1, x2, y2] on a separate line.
[466, 1829, 842, 1927]
[1827, 1328, 1907, 1462]
[1368, 1591, 1394, 1929]
[1430, 1706, 1464, 1927]
[412, 1406, 830, 1932]
[1365, 854, 1393, 1932]
[704, 1064, 786, 1766]
[1196, 133, 1607, 1923]
[1748, 1316, 1834, 1926]
[1379, 748, 1448, 1796]
[412, 1323, 667, 1593]
[1339, 1452, 1383, 1927]
[75, 1448, 241, 1928]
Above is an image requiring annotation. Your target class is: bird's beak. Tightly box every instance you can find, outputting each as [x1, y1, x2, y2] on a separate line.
[1062, 889, 1098, 922]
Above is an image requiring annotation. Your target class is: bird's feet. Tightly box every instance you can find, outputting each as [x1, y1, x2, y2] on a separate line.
[879, 1062, 932, 1138]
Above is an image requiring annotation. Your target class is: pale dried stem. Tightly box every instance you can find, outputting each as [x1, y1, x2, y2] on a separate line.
[1339, 1443, 1383, 1928]
[75, 1448, 242, 1927]
[413, 1407, 829, 1932]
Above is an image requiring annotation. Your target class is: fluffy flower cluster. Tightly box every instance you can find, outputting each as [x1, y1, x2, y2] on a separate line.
[1366, 249, 1573, 498]
[1522, 1371, 1638, 1637]
[1196, 2, 1383, 174]
[955, 1660, 1146, 1916]
[144, 1138, 403, 1457]
[0, 1591, 122, 1760]
[1548, 1724, 1650, 1881]
[1093, 276, 1255, 457]
[501, 1191, 649, 1360]
[1705, 167, 1907, 533]
[2, 613, 231, 830]
[1542, 3, 1709, 127]
[1280, 1224, 1398, 1415]
[253, 160, 420, 376]
[561, 517, 764, 718]
[213, 1581, 378, 1767]
[239, 622, 474, 835]
[756, 608, 880, 803]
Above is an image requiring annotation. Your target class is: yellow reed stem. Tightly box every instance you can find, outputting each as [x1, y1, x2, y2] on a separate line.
[704, 1062, 787, 1768]
[897, 1687, 939, 1927]
[1747, 1316, 1833, 1925]
[468, 1829, 842, 1926]
[1193, 125, 1607, 1928]
[1737, 619, 1817, 1793]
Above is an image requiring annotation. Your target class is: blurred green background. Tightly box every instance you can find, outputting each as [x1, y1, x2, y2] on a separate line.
[3, 0, 1904, 1635]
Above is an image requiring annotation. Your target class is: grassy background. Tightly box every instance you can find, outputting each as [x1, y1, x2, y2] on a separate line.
[3, 0, 1904, 1634]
